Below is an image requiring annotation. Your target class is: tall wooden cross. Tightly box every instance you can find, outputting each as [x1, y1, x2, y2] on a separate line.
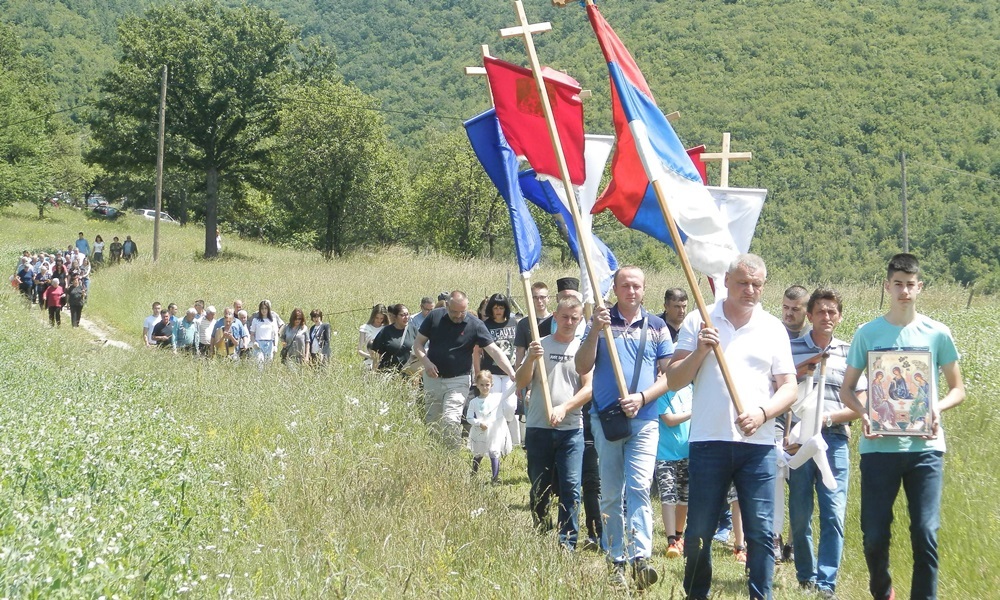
[700, 132, 752, 188]
[463, 45, 495, 105]
[498, 0, 629, 399]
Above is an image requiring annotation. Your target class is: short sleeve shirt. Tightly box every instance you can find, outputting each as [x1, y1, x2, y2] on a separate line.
[526, 336, 585, 431]
[589, 306, 674, 421]
[846, 314, 959, 454]
[419, 307, 495, 378]
[676, 301, 795, 445]
[790, 332, 867, 437]
[482, 318, 517, 375]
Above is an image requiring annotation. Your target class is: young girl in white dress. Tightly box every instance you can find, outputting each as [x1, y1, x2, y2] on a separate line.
[466, 370, 509, 484]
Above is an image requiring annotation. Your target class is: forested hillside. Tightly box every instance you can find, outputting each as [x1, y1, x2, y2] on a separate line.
[2, 0, 998, 287]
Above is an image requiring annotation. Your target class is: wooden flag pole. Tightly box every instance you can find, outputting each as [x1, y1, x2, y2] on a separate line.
[464, 44, 554, 421]
[649, 180, 744, 414]
[520, 273, 554, 419]
[503, 0, 629, 400]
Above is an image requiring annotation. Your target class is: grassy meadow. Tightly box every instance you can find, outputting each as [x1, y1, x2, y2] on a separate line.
[1, 201, 998, 598]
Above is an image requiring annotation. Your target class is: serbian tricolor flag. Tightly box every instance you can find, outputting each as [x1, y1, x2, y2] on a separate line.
[587, 4, 738, 278]
[483, 56, 586, 186]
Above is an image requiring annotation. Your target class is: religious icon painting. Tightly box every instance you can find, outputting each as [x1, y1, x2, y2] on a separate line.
[866, 350, 933, 436]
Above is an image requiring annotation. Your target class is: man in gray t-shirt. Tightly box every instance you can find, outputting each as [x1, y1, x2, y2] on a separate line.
[514, 296, 592, 550]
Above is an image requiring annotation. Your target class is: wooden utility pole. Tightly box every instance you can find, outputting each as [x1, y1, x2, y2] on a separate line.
[153, 65, 168, 262]
[900, 151, 908, 253]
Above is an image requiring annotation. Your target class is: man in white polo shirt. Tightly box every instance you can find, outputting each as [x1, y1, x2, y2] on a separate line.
[667, 254, 798, 600]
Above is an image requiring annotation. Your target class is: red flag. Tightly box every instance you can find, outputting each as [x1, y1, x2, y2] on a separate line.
[686, 144, 708, 185]
[484, 56, 586, 185]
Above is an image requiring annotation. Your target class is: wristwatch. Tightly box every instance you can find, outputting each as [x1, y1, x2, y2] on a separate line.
[825, 414, 834, 428]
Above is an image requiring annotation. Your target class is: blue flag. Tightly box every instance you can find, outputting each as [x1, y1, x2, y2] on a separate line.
[464, 109, 542, 274]
[519, 169, 619, 299]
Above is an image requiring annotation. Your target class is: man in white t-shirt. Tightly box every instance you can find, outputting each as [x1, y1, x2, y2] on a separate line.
[197, 305, 217, 355]
[667, 254, 797, 600]
[143, 302, 162, 347]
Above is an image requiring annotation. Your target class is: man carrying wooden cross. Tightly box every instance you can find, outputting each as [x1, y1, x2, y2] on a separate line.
[515, 294, 592, 551]
[576, 266, 673, 590]
[667, 253, 798, 600]
[787, 287, 867, 598]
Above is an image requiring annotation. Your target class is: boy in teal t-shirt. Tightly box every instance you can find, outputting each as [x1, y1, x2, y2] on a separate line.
[655, 385, 692, 559]
[840, 254, 965, 600]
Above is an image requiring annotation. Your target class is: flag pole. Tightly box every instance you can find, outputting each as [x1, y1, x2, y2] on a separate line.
[503, 0, 630, 399]
[465, 44, 554, 420]
[578, 0, 743, 414]
[520, 272, 554, 418]
[648, 174, 743, 414]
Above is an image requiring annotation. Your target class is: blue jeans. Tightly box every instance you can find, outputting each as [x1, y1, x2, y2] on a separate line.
[525, 427, 584, 549]
[591, 414, 657, 563]
[788, 432, 849, 592]
[684, 441, 777, 600]
[860, 451, 943, 600]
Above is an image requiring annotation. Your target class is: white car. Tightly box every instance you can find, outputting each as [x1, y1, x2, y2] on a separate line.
[134, 209, 177, 223]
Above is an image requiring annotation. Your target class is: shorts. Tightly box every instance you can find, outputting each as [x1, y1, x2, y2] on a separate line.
[654, 459, 690, 505]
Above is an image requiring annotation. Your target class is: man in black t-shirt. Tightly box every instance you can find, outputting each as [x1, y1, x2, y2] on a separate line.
[514, 281, 551, 368]
[151, 310, 174, 348]
[414, 290, 516, 447]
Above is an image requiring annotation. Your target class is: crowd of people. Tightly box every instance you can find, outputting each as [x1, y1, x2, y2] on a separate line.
[139, 299, 333, 364]
[11, 231, 142, 328]
[10, 238, 965, 599]
[394, 253, 964, 600]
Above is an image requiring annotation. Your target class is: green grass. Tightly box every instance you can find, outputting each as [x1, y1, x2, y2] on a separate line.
[1, 201, 998, 598]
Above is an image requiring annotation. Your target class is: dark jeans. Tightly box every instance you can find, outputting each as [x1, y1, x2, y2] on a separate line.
[48, 306, 61, 326]
[70, 305, 83, 327]
[525, 427, 583, 549]
[582, 427, 603, 543]
[860, 451, 943, 600]
[685, 441, 777, 600]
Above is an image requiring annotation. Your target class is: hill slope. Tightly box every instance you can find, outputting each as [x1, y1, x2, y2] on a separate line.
[3, 0, 999, 286]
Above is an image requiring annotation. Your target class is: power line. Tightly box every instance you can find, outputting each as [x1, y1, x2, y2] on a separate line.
[907, 159, 1000, 186]
[0, 101, 99, 130]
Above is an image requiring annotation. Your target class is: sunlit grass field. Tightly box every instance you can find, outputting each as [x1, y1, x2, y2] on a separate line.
[1, 201, 997, 598]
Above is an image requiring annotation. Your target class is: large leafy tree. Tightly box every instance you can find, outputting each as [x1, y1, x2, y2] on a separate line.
[272, 80, 406, 258]
[410, 128, 508, 258]
[89, 0, 297, 257]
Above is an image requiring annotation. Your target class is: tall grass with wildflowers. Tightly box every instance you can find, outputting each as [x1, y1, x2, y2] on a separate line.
[1, 201, 997, 598]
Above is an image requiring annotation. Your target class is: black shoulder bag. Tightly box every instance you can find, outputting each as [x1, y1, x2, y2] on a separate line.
[598, 315, 649, 442]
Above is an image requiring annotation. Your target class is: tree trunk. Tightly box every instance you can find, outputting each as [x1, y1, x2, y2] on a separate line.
[179, 189, 188, 226]
[204, 167, 219, 258]
[324, 187, 335, 260]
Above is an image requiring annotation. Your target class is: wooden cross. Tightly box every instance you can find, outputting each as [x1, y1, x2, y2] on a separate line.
[464, 44, 495, 105]
[700, 132, 752, 188]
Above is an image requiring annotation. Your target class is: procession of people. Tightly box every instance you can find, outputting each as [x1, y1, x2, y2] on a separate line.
[10, 239, 965, 600]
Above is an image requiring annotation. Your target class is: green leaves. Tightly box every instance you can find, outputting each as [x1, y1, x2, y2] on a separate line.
[89, 0, 298, 257]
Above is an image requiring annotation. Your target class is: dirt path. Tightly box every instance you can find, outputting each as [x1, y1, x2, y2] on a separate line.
[23, 299, 133, 350]
[78, 315, 133, 350]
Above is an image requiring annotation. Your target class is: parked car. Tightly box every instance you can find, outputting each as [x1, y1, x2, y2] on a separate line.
[91, 205, 123, 221]
[134, 209, 177, 223]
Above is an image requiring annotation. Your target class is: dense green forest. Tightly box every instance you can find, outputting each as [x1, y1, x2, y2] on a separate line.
[1, 0, 998, 288]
